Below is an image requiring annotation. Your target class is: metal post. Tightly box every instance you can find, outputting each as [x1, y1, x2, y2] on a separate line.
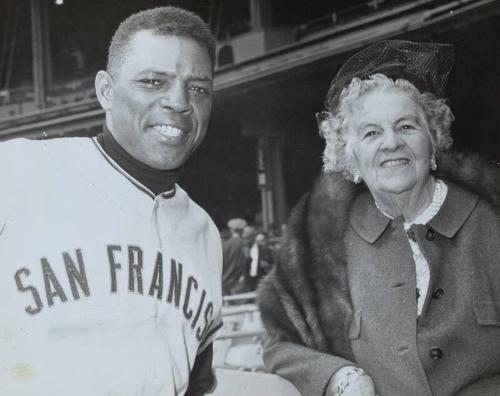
[30, 0, 47, 109]
[41, 0, 53, 88]
[269, 135, 286, 228]
[257, 138, 269, 232]
[249, 0, 272, 31]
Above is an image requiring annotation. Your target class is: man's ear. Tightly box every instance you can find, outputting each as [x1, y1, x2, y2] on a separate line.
[95, 70, 114, 111]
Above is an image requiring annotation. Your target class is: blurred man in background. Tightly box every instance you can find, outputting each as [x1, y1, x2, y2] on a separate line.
[242, 225, 272, 290]
[221, 218, 247, 294]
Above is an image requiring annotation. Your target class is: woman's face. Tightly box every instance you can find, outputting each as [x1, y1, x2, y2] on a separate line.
[345, 87, 434, 198]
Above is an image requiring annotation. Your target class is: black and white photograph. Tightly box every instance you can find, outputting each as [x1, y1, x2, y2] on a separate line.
[1, 1, 499, 395]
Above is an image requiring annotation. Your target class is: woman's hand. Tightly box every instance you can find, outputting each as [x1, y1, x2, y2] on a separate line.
[326, 366, 377, 396]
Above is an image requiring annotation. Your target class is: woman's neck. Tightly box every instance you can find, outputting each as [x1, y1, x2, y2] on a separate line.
[373, 176, 436, 222]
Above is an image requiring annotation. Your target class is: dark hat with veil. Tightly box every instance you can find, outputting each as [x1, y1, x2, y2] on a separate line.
[325, 40, 455, 111]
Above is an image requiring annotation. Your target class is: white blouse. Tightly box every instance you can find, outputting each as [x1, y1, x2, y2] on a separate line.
[376, 179, 448, 315]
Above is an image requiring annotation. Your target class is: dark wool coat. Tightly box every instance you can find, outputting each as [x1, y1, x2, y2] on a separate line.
[222, 236, 246, 294]
[257, 152, 500, 396]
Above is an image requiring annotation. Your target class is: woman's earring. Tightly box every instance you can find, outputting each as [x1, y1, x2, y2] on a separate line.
[430, 156, 437, 171]
[353, 170, 362, 184]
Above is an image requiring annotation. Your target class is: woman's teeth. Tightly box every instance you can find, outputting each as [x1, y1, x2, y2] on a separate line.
[153, 125, 183, 137]
[382, 159, 409, 167]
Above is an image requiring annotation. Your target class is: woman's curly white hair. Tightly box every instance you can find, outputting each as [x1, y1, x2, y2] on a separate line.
[318, 74, 455, 180]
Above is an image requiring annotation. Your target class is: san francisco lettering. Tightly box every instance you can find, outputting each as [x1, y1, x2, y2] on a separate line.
[13, 245, 214, 340]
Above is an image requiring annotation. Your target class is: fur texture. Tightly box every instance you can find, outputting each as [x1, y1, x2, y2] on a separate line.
[257, 150, 500, 360]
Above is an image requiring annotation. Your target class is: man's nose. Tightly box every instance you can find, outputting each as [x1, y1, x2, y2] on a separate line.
[381, 129, 402, 151]
[159, 81, 192, 114]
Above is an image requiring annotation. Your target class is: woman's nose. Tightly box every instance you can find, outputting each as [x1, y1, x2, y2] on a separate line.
[159, 82, 192, 114]
[381, 129, 402, 151]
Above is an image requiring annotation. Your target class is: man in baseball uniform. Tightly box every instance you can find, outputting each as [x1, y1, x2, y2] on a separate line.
[0, 7, 222, 396]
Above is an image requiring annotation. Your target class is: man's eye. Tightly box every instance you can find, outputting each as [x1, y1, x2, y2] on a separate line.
[363, 130, 378, 138]
[401, 124, 415, 131]
[189, 86, 209, 96]
[139, 79, 162, 87]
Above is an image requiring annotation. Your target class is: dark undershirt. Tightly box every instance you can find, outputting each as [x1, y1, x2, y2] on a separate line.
[96, 126, 182, 196]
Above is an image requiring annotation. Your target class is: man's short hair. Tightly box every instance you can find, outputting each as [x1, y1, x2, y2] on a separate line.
[107, 6, 216, 75]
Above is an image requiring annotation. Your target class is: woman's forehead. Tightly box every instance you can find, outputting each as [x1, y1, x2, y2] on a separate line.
[348, 87, 423, 122]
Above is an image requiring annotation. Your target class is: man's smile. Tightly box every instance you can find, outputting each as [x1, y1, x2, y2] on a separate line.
[151, 124, 184, 137]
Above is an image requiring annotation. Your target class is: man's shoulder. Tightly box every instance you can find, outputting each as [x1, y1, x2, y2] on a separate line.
[0, 136, 102, 196]
[176, 185, 221, 246]
[0, 136, 96, 162]
[0, 137, 45, 161]
[175, 185, 214, 219]
[0, 136, 99, 199]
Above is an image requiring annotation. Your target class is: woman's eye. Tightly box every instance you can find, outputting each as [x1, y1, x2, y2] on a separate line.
[363, 130, 378, 138]
[401, 124, 415, 131]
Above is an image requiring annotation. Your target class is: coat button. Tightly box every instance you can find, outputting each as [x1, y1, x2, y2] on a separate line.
[426, 227, 436, 241]
[430, 347, 443, 360]
[432, 288, 444, 299]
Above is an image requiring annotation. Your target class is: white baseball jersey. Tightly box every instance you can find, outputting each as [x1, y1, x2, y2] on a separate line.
[0, 137, 223, 396]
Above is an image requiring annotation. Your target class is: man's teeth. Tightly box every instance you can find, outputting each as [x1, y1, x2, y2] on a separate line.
[382, 159, 409, 167]
[153, 125, 183, 137]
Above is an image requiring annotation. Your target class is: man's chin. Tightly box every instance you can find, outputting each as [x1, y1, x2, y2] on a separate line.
[148, 153, 189, 171]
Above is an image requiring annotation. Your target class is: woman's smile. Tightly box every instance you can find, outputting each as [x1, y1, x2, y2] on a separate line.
[380, 158, 410, 168]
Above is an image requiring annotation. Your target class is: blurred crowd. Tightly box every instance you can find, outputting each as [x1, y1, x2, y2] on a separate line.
[220, 218, 286, 295]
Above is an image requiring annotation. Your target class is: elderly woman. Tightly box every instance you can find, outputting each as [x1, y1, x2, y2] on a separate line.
[258, 40, 500, 396]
